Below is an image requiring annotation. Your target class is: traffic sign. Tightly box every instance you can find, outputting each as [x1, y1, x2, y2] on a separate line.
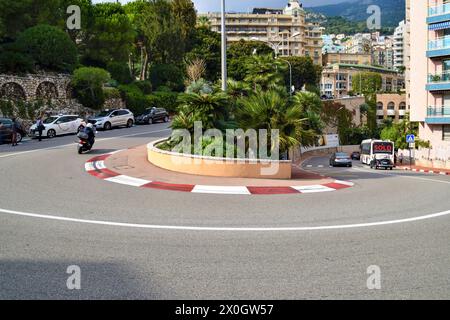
[406, 134, 415, 143]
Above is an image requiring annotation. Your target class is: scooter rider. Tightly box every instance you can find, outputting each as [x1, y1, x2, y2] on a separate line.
[84, 123, 96, 148]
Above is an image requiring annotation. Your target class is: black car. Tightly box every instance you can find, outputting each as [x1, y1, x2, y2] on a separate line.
[0, 118, 26, 144]
[136, 108, 169, 125]
[370, 158, 394, 170]
[351, 151, 361, 160]
[330, 152, 352, 167]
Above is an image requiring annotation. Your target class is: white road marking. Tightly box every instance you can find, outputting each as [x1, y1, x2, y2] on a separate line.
[104, 175, 151, 187]
[84, 162, 96, 172]
[334, 180, 355, 186]
[353, 167, 450, 185]
[318, 165, 324, 168]
[192, 185, 251, 195]
[0, 128, 171, 159]
[291, 185, 334, 193]
[0, 207, 449, 232]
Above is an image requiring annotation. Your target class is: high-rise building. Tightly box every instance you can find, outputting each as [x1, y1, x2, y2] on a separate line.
[409, 0, 450, 167]
[393, 20, 406, 70]
[200, 0, 323, 64]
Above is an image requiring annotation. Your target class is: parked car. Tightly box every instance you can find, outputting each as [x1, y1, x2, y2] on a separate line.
[351, 151, 361, 160]
[330, 152, 353, 167]
[87, 109, 134, 130]
[135, 107, 169, 125]
[0, 118, 27, 144]
[29, 115, 84, 139]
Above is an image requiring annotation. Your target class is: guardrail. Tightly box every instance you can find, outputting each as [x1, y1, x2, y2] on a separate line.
[427, 106, 450, 117]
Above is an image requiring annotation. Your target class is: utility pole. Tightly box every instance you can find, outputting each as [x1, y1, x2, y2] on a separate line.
[221, 0, 227, 91]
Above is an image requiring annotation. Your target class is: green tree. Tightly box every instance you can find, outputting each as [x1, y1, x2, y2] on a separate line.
[186, 26, 221, 81]
[281, 56, 320, 91]
[16, 24, 78, 72]
[352, 72, 383, 96]
[236, 89, 318, 157]
[82, 3, 135, 67]
[380, 114, 429, 150]
[149, 64, 185, 92]
[244, 54, 286, 92]
[228, 40, 274, 81]
[72, 67, 111, 109]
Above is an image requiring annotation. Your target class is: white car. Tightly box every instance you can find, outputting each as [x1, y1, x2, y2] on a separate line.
[87, 109, 134, 130]
[30, 115, 84, 138]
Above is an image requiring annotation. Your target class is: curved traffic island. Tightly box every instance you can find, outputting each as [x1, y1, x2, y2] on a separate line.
[147, 138, 292, 179]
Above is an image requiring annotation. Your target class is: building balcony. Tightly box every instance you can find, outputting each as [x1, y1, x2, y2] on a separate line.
[426, 106, 450, 124]
[427, 3, 450, 24]
[427, 36, 450, 57]
[426, 72, 450, 90]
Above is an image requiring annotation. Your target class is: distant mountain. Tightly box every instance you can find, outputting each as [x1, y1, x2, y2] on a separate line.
[307, 0, 405, 28]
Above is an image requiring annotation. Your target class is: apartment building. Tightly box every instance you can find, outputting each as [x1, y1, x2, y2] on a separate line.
[393, 20, 406, 70]
[323, 53, 372, 66]
[409, 0, 450, 166]
[320, 64, 403, 99]
[376, 93, 408, 125]
[372, 45, 395, 69]
[201, 0, 323, 64]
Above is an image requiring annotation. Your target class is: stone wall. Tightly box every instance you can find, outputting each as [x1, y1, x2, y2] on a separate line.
[0, 73, 125, 119]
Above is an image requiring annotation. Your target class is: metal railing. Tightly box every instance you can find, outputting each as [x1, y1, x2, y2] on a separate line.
[427, 106, 450, 117]
[428, 3, 450, 16]
[428, 71, 450, 82]
[428, 35, 450, 50]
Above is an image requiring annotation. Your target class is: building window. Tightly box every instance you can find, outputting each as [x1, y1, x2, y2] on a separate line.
[443, 125, 450, 141]
[387, 102, 395, 110]
[377, 102, 383, 110]
[399, 102, 406, 110]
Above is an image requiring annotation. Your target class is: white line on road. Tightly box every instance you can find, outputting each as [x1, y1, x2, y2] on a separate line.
[0, 128, 171, 159]
[0, 207, 449, 232]
[352, 167, 450, 185]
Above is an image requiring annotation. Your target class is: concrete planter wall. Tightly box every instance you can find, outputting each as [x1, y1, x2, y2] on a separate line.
[147, 139, 292, 179]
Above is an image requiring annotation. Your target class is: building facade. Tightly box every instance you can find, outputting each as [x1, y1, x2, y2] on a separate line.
[201, 0, 323, 64]
[320, 64, 403, 99]
[376, 93, 408, 125]
[409, 0, 450, 166]
[393, 20, 406, 70]
[323, 53, 372, 66]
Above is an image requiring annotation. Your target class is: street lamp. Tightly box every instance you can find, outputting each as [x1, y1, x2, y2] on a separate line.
[221, 0, 227, 91]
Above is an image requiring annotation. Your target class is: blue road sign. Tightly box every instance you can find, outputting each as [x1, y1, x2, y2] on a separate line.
[406, 134, 415, 143]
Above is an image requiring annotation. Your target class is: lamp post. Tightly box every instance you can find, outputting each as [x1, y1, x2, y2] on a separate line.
[221, 0, 227, 91]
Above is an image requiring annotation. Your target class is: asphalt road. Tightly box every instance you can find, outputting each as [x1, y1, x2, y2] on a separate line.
[0, 124, 449, 299]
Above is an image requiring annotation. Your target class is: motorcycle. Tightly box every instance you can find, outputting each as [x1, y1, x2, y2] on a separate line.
[77, 131, 93, 154]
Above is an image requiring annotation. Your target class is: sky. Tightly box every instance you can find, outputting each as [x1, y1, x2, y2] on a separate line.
[92, 0, 350, 12]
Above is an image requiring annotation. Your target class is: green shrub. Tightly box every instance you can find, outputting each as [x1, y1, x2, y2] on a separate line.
[72, 67, 111, 109]
[107, 62, 133, 84]
[148, 91, 179, 114]
[103, 87, 121, 100]
[118, 84, 149, 115]
[134, 80, 152, 94]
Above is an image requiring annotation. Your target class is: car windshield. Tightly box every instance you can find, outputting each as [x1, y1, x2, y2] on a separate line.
[43, 117, 58, 124]
[336, 153, 349, 158]
[95, 111, 110, 117]
[144, 109, 156, 114]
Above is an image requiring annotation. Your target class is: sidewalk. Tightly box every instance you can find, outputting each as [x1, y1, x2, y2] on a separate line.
[397, 164, 450, 175]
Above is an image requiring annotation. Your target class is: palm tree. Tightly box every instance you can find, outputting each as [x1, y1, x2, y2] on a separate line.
[244, 54, 286, 92]
[197, 16, 211, 28]
[175, 92, 230, 131]
[236, 89, 315, 158]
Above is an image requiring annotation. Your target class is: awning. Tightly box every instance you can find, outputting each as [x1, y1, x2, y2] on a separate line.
[429, 21, 450, 30]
